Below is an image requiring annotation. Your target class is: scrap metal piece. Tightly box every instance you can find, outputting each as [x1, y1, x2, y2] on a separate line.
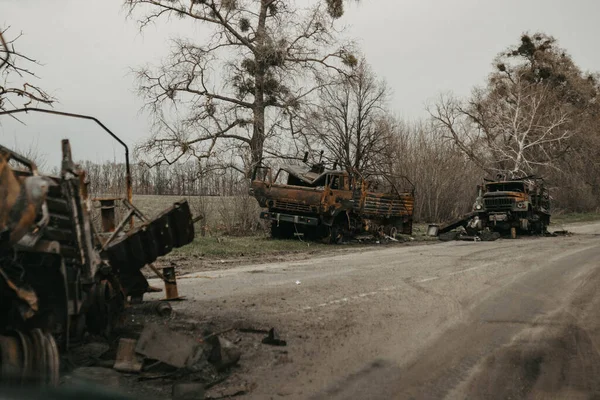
[95, 198, 120, 233]
[426, 224, 439, 237]
[437, 212, 477, 235]
[0, 266, 38, 319]
[135, 323, 203, 369]
[261, 328, 287, 347]
[162, 265, 184, 301]
[103, 201, 194, 300]
[114, 338, 143, 373]
[207, 336, 241, 371]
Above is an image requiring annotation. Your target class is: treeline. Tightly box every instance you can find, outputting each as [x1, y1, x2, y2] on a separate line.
[80, 160, 248, 197]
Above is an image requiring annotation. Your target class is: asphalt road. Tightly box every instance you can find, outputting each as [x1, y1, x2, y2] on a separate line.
[147, 222, 600, 399]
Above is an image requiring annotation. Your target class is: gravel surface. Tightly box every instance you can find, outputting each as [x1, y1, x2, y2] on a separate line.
[136, 222, 600, 399]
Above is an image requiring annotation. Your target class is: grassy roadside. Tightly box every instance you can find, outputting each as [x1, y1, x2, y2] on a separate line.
[169, 234, 332, 259]
[168, 222, 437, 261]
[164, 213, 600, 263]
[551, 212, 600, 226]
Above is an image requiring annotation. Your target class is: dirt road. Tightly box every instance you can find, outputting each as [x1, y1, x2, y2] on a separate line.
[146, 222, 600, 399]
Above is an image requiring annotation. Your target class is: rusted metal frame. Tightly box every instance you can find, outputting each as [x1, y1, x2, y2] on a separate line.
[0, 108, 133, 217]
[110, 198, 170, 284]
[60, 140, 100, 284]
[100, 208, 135, 252]
[96, 198, 119, 232]
[251, 165, 273, 185]
[121, 198, 150, 223]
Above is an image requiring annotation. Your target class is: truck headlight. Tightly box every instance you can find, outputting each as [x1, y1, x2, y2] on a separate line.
[517, 202, 526, 209]
[475, 204, 482, 210]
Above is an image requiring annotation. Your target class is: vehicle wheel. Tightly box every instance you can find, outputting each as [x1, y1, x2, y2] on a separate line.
[389, 226, 398, 238]
[322, 223, 343, 244]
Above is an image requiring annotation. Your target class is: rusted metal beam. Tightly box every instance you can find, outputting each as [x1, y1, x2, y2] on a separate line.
[95, 198, 120, 233]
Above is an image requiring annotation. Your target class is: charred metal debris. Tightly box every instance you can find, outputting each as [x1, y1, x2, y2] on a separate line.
[250, 153, 415, 243]
[0, 117, 195, 385]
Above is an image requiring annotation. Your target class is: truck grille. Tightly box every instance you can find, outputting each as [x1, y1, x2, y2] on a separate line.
[484, 197, 515, 210]
[273, 200, 312, 213]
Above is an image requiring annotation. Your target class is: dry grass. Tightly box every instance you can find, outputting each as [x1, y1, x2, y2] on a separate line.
[170, 234, 330, 258]
[551, 211, 600, 226]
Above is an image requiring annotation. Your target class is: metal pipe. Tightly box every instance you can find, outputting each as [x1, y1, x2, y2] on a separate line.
[0, 108, 133, 214]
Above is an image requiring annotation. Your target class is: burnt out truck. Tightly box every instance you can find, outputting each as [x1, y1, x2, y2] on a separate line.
[249, 160, 414, 243]
[0, 125, 194, 386]
[468, 176, 550, 238]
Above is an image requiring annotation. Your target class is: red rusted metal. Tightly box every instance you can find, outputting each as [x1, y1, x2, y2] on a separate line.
[250, 162, 415, 242]
[162, 266, 181, 301]
[95, 198, 120, 233]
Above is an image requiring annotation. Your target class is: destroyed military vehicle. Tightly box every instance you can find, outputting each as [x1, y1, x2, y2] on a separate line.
[0, 118, 194, 386]
[250, 155, 414, 243]
[468, 175, 551, 238]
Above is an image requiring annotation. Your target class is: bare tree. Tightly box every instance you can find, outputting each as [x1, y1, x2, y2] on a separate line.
[431, 80, 572, 178]
[429, 33, 583, 179]
[0, 27, 54, 113]
[384, 120, 480, 222]
[302, 59, 389, 172]
[125, 0, 356, 176]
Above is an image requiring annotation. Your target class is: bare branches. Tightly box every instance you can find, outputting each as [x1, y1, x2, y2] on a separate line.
[429, 72, 573, 178]
[126, 0, 354, 175]
[0, 27, 54, 113]
[299, 60, 389, 173]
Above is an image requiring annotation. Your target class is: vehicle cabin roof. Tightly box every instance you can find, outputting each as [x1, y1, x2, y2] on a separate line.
[280, 165, 345, 186]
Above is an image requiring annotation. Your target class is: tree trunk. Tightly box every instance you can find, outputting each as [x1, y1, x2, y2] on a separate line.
[248, 0, 269, 178]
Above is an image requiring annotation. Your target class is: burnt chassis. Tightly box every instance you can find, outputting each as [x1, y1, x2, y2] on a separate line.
[251, 165, 415, 242]
[470, 177, 551, 237]
[0, 109, 195, 385]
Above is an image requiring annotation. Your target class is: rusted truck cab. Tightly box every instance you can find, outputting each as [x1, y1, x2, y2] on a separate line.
[470, 178, 550, 237]
[250, 163, 414, 242]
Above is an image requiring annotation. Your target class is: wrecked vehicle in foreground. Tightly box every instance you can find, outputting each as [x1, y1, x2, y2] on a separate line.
[0, 116, 195, 385]
[250, 158, 414, 243]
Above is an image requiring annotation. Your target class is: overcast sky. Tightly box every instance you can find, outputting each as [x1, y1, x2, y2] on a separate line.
[2, 0, 599, 169]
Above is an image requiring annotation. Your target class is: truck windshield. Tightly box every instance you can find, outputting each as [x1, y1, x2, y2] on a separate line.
[486, 182, 525, 192]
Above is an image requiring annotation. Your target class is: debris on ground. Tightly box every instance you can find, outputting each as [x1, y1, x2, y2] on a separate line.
[206, 335, 242, 372]
[438, 229, 501, 242]
[261, 328, 287, 347]
[136, 323, 205, 369]
[114, 338, 143, 373]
